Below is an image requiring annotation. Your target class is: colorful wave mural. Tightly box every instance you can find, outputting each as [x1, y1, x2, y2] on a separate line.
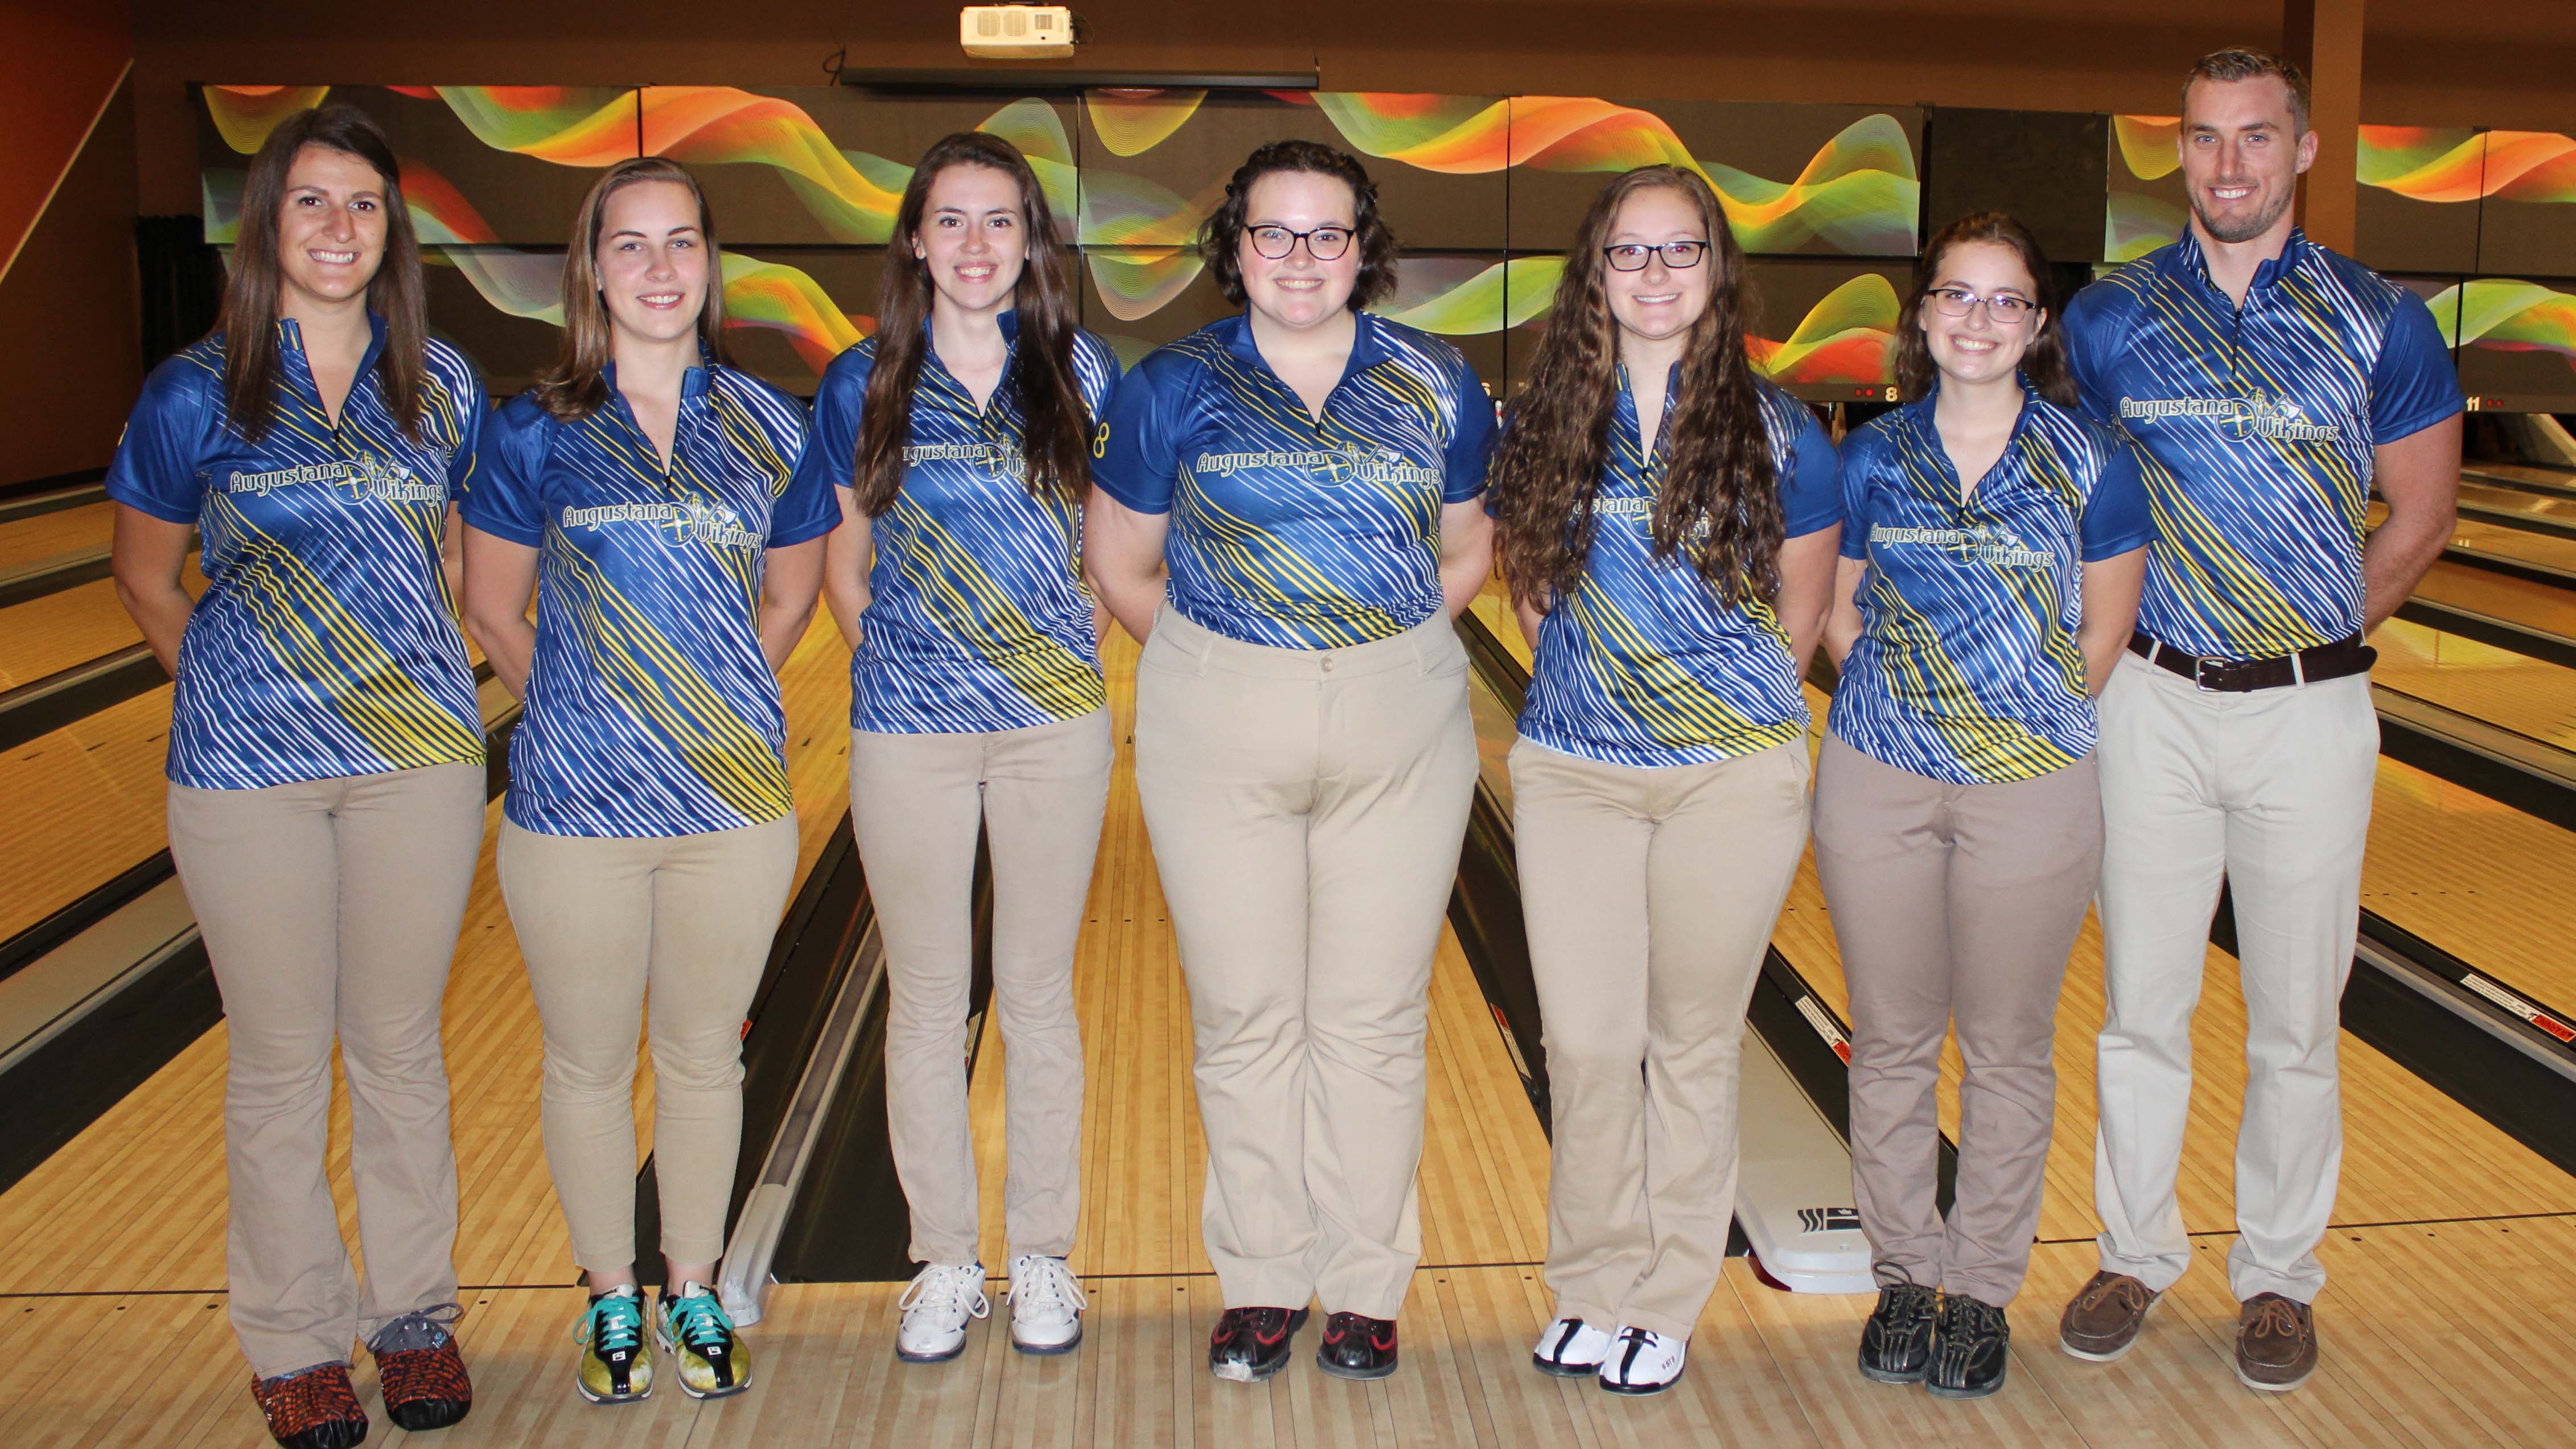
[424, 246, 871, 371]
[722, 253, 874, 369]
[2433, 279, 2576, 369]
[1075, 90, 1915, 255]
[642, 88, 1076, 243]
[1748, 274, 1900, 385]
[203, 85, 1077, 247]
[2105, 115, 2185, 263]
[2112, 115, 2182, 182]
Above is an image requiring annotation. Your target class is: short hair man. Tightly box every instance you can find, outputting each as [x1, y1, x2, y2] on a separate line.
[2052, 46, 2463, 1392]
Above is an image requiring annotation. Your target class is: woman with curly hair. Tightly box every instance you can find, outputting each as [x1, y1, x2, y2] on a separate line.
[1086, 138, 1495, 1385]
[1486, 164, 1842, 1395]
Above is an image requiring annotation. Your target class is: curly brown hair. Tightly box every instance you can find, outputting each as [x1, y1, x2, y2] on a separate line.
[1198, 139, 1398, 311]
[1488, 166, 1781, 607]
[1891, 211, 2077, 411]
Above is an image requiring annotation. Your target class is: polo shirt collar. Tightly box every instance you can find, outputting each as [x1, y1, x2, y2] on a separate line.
[2170, 225, 2311, 299]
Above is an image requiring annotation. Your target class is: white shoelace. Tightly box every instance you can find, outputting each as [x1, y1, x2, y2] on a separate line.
[898, 1263, 991, 1327]
[1007, 1255, 1088, 1315]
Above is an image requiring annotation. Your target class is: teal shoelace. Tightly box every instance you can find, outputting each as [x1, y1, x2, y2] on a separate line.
[664, 1291, 735, 1354]
[578, 1291, 645, 1355]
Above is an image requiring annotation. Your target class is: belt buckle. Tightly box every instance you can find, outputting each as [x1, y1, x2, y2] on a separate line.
[2193, 655, 2227, 692]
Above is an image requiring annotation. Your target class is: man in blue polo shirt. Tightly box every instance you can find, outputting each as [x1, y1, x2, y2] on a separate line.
[2053, 48, 2462, 1392]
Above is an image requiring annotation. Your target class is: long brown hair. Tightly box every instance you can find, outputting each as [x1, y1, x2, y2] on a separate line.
[218, 104, 428, 443]
[536, 157, 733, 421]
[1892, 211, 2077, 410]
[1489, 165, 1781, 606]
[854, 133, 1092, 514]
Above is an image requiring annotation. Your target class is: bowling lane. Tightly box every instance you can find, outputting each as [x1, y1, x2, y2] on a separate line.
[1470, 583, 2576, 1240]
[0, 563, 207, 689]
[963, 629, 1556, 1281]
[2372, 617, 2576, 750]
[0, 499, 110, 572]
[0, 615, 858, 1295]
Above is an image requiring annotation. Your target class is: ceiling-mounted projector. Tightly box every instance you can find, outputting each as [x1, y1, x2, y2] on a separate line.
[960, 5, 1077, 59]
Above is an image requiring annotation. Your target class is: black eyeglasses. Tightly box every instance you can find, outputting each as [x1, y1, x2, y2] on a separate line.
[1925, 287, 2038, 324]
[1603, 240, 1708, 272]
[1246, 224, 1355, 261]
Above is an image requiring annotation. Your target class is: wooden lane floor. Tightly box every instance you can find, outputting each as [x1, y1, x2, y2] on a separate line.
[2372, 617, 2576, 750]
[2412, 559, 2576, 639]
[8, 619, 2576, 1447]
[0, 562, 205, 690]
[960, 632, 1554, 1281]
[0, 498, 109, 572]
[1468, 589, 2576, 1233]
[0, 614, 858, 1291]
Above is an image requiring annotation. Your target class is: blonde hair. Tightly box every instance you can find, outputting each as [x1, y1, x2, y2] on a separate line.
[535, 157, 732, 420]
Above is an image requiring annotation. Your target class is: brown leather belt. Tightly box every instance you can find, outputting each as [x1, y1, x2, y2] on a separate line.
[2126, 631, 2375, 692]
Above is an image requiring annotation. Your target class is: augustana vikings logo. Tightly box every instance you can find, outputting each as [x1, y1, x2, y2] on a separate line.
[225, 451, 446, 504]
[559, 498, 761, 550]
[1192, 445, 1441, 489]
[2117, 389, 2344, 443]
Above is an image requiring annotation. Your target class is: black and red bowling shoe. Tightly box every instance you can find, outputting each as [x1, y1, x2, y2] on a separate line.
[1316, 1311, 1400, 1380]
[1208, 1305, 1309, 1382]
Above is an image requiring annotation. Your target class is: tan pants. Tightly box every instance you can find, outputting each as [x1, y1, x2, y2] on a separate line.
[1812, 734, 2101, 1307]
[497, 815, 798, 1274]
[1508, 738, 1810, 1339]
[167, 761, 484, 1378]
[849, 709, 1112, 1266]
[2092, 653, 2377, 1303]
[1134, 605, 1476, 1319]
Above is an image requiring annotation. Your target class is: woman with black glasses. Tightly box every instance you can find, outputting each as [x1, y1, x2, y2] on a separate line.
[1818, 212, 2146, 1400]
[1485, 164, 1841, 1396]
[1086, 139, 1494, 1385]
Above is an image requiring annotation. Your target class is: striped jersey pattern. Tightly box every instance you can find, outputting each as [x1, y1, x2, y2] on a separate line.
[2062, 228, 2463, 659]
[799, 316, 1122, 732]
[1093, 312, 1495, 650]
[1828, 383, 2153, 785]
[105, 318, 486, 789]
[464, 364, 838, 837]
[1516, 373, 1843, 769]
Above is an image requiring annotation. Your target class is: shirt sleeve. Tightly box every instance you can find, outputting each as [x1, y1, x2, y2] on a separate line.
[1835, 429, 1882, 561]
[1780, 405, 1842, 538]
[2369, 290, 2468, 445]
[2080, 435, 2156, 562]
[104, 358, 215, 525]
[1443, 361, 1497, 504]
[2059, 283, 2124, 425]
[459, 400, 550, 547]
[795, 348, 869, 501]
[439, 352, 488, 503]
[763, 395, 837, 547]
[1092, 348, 1190, 516]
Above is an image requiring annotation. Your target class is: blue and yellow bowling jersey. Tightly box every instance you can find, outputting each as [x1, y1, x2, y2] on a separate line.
[463, 364, 838, 838]
[2061, 228, 2462, 660]
[1829, 382, 2153, 785]
[798, 314, 1123, 732]
[1516, 371, 1841, 768]
[1092, 312, 1494, 650]
[105, 318, 487, 790]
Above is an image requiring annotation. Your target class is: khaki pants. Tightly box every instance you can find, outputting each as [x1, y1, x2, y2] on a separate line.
[497, 815, 798, 1274]
[849, 709, 1112, 1266]
[2091, 652, 2376, 1303]
[1508, 738, 1810, 1340]
[166, 761, 484, 1378]
[1812, 734, 2101, 1307]
[1135, 605, 1476, 1319]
